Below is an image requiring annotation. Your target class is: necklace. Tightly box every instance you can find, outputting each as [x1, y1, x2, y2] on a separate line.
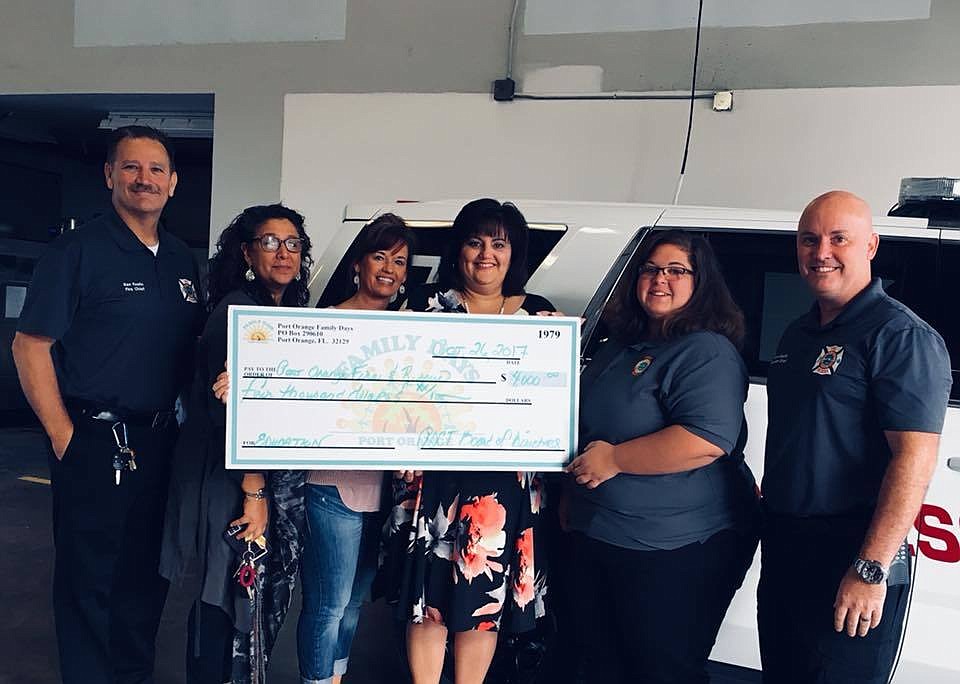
[462, 293, 506, 314]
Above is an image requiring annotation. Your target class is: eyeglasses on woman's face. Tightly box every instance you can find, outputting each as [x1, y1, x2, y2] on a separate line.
[637, 264, 695, 281]
[249, 234, 305, 253]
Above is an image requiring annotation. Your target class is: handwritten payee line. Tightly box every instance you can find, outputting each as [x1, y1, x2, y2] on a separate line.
[241, 375, 497, 384]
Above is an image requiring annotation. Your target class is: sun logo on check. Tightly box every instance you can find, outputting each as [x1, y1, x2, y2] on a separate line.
[242, 321, 273, 343]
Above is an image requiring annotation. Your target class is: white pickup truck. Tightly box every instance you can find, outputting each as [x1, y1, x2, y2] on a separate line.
[310, 199, 960, 681]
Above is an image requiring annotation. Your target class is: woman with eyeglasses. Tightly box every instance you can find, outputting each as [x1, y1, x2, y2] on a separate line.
[564, 230, 760, 684]
[160, 203, 312, 683]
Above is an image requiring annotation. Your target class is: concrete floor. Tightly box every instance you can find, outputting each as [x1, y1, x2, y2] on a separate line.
[0, 427, 404, 684]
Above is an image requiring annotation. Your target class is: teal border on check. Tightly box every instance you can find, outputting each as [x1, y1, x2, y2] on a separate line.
[226, 306, 580, 470]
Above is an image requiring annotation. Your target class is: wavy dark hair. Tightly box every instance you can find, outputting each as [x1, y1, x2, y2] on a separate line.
[604, 230, 744, 348]
[317, 213, 416, 308]
[206, 203, 313, 311]
[438, 198, 530, 297]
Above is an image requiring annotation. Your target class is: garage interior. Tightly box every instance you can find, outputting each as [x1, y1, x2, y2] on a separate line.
[3, 2, 960, 682]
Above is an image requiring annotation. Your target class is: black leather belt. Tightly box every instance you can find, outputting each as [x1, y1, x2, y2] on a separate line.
[67, 401, 175, 430]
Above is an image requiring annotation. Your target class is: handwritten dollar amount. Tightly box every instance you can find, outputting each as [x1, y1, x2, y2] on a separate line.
[500, 371, 565, 387]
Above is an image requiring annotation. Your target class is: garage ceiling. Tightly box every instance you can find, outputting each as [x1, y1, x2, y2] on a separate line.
[516, 0, 960, 91]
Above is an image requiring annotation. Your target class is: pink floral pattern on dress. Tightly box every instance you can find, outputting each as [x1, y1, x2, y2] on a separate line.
[381, 285, 554, 634]
[512, 527, 535, 609]
[455, 493, 507, 583]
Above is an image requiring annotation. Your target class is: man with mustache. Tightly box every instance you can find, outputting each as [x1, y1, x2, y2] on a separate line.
[13, 126, 202, 684]
[758, 190, 951, 683]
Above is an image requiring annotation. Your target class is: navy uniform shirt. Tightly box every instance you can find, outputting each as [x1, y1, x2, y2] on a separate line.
[763, 278, 951, 518]
[569, 331, 758, 551]
[17, 209, 202, 413]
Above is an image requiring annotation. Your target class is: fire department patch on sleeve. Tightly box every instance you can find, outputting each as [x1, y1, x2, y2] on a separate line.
[812, 345, 844, 375]
[179, 278, 199, 304]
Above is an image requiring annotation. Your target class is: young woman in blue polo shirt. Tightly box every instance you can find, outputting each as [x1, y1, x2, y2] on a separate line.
[566, 229, 760, 684]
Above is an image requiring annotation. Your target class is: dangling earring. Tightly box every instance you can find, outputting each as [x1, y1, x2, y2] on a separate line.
[244, 265, 255, 282]
[353, 273, 360, 289]
[398, 284, 405, 295]
[294, 271, 301, 281]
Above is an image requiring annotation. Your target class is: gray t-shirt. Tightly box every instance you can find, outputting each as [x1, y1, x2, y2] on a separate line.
[569, 331, 758, 551]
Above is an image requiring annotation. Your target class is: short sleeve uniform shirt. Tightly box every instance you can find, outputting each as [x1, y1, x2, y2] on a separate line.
[570, 331, 758, 551]
[17, 209, 202, 413]
[763, 278, 952, 518]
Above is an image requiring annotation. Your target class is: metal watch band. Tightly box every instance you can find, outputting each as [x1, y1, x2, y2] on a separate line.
[854, 557, 889, 584]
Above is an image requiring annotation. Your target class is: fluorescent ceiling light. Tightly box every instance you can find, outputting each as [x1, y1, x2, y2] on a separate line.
[99, 112, 213, 139]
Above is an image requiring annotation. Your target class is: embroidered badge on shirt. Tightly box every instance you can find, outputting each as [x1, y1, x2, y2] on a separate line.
[812, 345, 844, 375]
[179, 278, 198, 304]
[632, 355, 654, 376]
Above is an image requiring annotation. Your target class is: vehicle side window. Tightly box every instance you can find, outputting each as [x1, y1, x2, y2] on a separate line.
[706, 231, 940, 380]
[580, 229, 798, 373]
[578, 227, 650, 361]
[936, 241, 960, 401]
[703, 231, 799, 378]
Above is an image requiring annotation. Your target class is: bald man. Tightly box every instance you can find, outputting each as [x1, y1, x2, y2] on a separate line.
[758, 191, 951, 683]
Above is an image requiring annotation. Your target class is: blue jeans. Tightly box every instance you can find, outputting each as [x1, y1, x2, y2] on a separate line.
[297, 485, 379, 684]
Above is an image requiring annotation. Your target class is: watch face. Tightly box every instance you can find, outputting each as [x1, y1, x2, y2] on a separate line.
[859, 560, 885, 584]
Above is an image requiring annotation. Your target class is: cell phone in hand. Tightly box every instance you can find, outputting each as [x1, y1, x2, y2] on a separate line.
[223, 523, 248, 554]
[225, 523, 247, 538]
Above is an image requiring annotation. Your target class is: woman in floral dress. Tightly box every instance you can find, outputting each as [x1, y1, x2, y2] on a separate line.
[381, 198, 553, 684]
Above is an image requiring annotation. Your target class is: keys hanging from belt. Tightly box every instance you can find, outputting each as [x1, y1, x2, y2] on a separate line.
[111, 421, 137, 486]
[234, 538, 267, 598]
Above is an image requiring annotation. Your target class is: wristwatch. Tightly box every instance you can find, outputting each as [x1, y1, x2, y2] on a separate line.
[854, 558, 889, 584]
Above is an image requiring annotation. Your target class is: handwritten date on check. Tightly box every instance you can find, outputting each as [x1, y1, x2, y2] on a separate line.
[225, 306, 580, 471]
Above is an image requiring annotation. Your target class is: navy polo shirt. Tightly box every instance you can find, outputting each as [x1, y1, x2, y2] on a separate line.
[763, 278, 951, 518]
[17, 208, 202, 413]
[569, 331, 758, 551]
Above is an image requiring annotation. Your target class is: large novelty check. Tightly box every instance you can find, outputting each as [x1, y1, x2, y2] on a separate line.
[225, 306, 580, 470]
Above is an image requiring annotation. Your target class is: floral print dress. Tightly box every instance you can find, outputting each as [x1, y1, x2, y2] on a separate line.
[380, 285, 552, 633]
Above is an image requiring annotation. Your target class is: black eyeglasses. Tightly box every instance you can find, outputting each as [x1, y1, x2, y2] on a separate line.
[638, 265, 695, 280]
[249, 234, 305, 253]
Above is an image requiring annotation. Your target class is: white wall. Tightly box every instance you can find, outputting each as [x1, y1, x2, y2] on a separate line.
[6, 0, 960, 250]
[281, 86, 960, 257]
[525, 0, 932, 34]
